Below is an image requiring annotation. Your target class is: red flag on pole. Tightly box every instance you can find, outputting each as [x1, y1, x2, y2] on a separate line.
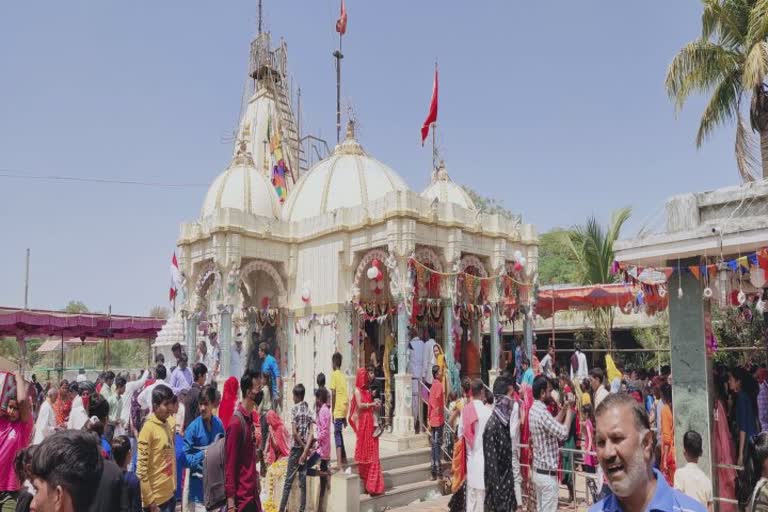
[336, 0, 347, 35]
[421, 66, 438, 146]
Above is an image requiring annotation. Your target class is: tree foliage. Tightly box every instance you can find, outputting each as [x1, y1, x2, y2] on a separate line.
[666, 0, 768, 181]
[460, 186, 516, 219]
[62, 300, 89, 314]
[561, 208, 632, 348]
[149, 306, 170, 319]
[631, 312, 671, 371]
[538, 229, 580, 285]
[711, 302, 766, 366]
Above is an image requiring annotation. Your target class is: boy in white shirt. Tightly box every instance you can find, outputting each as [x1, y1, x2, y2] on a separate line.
[674, 430, 713, 512]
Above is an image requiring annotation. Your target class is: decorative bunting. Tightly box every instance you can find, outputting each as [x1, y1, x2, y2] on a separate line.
[689, 266, 700, 280]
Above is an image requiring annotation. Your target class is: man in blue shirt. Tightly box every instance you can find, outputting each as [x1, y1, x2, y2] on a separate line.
[259, 342, 281, 406]
[589, 393, 705, 512]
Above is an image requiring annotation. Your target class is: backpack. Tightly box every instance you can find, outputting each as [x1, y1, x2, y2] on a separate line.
[204, 410, 249, 511]
[129, 387, 146, 435]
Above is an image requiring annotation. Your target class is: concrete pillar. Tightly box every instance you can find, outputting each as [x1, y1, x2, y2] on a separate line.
[490, 305, 500, 370]
[668, 258, 714, 480]
[443, 300, 454, 359]
[336, 306, 353, 374]
[523, 307, 534, 361]
[286, 312, 295, 377]
[219, 305, 233, 379]
[397, 303, 408, 377]
[185, 312, 198, 360]
[393, 302, 414, 436]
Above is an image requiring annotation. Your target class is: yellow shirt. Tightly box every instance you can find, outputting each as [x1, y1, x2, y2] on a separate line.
[136, 413, 176, 507]
[329, 369, 349, 420]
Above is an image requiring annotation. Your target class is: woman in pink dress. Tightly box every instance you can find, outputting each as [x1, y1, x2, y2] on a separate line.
[349, 368, 385, 496]
[714, 384, 737, 512]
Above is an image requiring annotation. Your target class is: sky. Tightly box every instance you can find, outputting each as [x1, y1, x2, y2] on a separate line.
[0, 1, 741, 315]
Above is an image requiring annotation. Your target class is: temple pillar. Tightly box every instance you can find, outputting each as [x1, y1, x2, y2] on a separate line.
[286, 312, 295, 377]
[392, 301, 414, 436]
[488, 305, 501, 388]
[336, 306, 354, 374]
[668, 258, 714, 481]
[219, 305, 233, 380]
[185, 312, 198, 360]
[523, 307, 534, 362]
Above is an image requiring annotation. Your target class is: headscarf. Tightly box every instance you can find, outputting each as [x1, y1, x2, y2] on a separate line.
[348, 368, 369, 434]
[218, 377, 239, 427]
[493, 394, 513, 426]
[265, 410, 290, 464]
[461, 400, 479, 449]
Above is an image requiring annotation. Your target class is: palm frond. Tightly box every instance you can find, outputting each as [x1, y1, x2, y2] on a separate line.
[742, 40, 768, 88]
[735, 110, 760, 181]
[703, 0, 752, 46]
[747, 0, 768, 46]
[665, 41, 742, 111]
[695, 72, 742, 145]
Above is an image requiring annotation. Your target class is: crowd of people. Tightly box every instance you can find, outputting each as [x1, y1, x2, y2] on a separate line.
[439, 338, 768, 512]
[3, 331, 768, 512]
[0, 339, 370, 512]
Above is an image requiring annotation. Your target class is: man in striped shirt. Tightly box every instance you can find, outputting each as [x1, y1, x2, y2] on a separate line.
[529, 375, 574, 512]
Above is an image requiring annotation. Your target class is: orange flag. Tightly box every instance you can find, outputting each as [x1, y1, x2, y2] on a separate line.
[689, 266, 700, 280]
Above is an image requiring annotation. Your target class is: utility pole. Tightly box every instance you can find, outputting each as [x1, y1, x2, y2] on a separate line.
[24, 248, 30, 309]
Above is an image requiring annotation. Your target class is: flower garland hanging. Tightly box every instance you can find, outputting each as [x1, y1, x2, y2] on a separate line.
[294, 314, 337, 334]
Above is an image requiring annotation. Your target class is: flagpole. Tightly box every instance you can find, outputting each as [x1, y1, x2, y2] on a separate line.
[334, 36, 343, 144]
[432, 61, 438, 171]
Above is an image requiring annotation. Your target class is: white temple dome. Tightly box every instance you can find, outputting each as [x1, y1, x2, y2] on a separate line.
[283, 121, 409, 222]
[420, 160, 476, 210]
[201, 141, 281, 219]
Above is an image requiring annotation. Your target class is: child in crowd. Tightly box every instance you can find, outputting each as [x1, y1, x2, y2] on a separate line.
[136, 384, 177, 512]
[581, 403, 598, 503]
[306, 388, 332, 512]
[674, 431, 713, 510]
[278, 384, 315, 512]
[328, 352, 349, 471]
[183, 385, 225, 512]
[112, 435, 141, 512]
[317, 373, 326, 394]
[12, 446, 36, 512]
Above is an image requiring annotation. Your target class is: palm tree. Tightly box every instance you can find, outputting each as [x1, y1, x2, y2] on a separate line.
[561, 207, 632, 349]
[666, 0, 768, 182]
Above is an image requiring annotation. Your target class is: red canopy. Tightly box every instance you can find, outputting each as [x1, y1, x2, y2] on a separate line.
[0, 307, 165, 340]
[528, 284, 668, 318]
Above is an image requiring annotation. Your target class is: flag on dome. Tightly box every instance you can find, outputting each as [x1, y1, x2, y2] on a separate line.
[336, 0, 348, 35]
[170, 252, 182, 310]
[272, 159, 288, 203]
[421, 66, 438, 145]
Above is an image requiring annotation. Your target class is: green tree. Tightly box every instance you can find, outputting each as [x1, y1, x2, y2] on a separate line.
[538, 229, 580, 285]
[631, 312, 671, 371]
[666, 0, 768, 181]
[711, 302, 765, 366]
[562, 207, 632, 348]
[460, 186, 516, 219]
[149, 306, 170, 319]
[62, 300, 89, 313]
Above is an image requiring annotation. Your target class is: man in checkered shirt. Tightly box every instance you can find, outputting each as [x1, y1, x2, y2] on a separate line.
[529, 375, 575, 512]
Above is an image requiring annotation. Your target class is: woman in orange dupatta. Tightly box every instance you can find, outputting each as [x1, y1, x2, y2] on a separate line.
[349, 367, 385, 495]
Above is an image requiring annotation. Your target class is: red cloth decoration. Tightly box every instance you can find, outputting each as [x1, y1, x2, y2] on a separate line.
[335, 0, 347, 35]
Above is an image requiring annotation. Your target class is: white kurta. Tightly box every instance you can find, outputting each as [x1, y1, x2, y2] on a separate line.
[33, 399, 56, 444]
[67, 396, 88, 430]
[458, 399, 492, 490]
[119, 370, 149, 435]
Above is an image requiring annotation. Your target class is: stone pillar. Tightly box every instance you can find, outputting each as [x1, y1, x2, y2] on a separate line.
[393, 302, 414, 435]
[397, 303, 409, 377]
[286, 312, 295, 377]
[336, 306, 353, 374]
[443, 300, 456, 394]
[219, 305, 233, 380]
[523, 307, 534, 361]
[185, 312, 198, 360]
[488, 306, 501, 388]
[668, 258, 714, 480]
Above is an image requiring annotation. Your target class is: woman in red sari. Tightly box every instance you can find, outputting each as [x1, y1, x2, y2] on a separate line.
[349, 367, 385, 496]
